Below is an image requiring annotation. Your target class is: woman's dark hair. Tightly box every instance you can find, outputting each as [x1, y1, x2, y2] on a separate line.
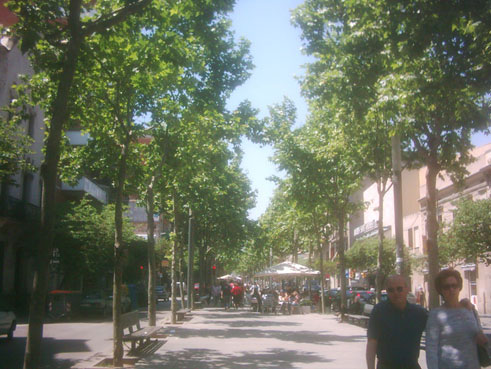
[434, 269, 463, 295]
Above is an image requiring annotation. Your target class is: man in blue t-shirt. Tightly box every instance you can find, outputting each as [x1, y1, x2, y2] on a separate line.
[366, 275, 428, 369]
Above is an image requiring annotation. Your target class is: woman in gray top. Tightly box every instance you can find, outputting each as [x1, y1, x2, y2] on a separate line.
[426, 269, 488, 369]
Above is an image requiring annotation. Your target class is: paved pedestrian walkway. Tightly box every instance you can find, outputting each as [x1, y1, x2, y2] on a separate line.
[132, 308, 428, 369]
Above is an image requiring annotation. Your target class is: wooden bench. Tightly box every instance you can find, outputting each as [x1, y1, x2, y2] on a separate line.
[121, 311, 161, 353]
[345, 302, 377, 328]
[345, 313, 370, 328]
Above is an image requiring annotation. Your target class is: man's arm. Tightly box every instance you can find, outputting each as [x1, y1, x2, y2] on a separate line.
[366, 338, 377, 369]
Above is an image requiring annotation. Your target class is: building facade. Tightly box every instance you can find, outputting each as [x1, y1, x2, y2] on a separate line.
[335, 143, 490, 312]
[0, 2, 108, 309]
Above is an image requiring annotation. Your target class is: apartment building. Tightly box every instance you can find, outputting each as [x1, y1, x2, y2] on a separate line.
[343, 142, 491, 313]
[0, 19, 44, 304]
[0, 3, 108, 308]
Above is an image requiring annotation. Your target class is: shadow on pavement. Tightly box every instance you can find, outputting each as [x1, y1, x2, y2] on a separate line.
[163, 325, 365, 346]
[138, 347, 329, 369]
[203, 319, 301, 328]
[0, 336, 90, 369]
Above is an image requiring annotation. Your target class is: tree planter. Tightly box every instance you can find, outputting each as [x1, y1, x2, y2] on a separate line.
[301, 305, 311, 314]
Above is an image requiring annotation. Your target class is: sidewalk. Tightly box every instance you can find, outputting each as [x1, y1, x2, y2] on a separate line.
[131, 308, 428, 369]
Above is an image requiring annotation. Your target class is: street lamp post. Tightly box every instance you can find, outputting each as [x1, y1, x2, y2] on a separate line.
[391, 134, 405, 275]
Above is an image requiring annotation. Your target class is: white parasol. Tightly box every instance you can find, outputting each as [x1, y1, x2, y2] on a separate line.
[254, 261, 320, 278]
[217, 273, 242, 281]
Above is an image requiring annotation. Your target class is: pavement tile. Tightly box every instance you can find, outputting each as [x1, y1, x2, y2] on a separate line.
[133, 308, 427, 369]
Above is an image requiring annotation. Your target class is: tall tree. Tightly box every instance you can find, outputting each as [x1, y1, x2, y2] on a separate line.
[292, 0, 397, 301]
[6, 2, 152, 367]
[293, 0, 490, 308]
[267, 98, 362, 317]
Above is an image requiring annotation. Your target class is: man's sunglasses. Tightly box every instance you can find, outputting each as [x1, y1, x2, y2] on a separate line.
[387, 286, 404, 293]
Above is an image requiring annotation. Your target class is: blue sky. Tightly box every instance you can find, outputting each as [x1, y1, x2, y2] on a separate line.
[227, 0, 490, 221]
[228, 0, 307, 220]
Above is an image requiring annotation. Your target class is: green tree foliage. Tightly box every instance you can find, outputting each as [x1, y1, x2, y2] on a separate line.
[345, 237, 411, 284]
[293, 0, 490, 308]
[224, 221, 267, 277]
[266, 97, 362, 314]
[0, 82, 35, 184]
[260, 182, 303, 263]
[54, 198, 138, 288]
[55, 0, 256, 327]
[439, 198, 491, 266]
[6, 2, 153, 367]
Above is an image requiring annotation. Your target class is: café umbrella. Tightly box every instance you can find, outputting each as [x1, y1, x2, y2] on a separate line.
[254, 261, 320, 279]
[217, 273, 242, 281]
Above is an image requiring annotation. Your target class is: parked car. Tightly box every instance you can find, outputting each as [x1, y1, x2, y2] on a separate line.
[80, 291, 112, 316]
[354, 290, 375, 304]
[155, 286, 169, 302]
[46, 290, 82, 320]
[80, 290, 131, 316]
[362, 291, 417, 316]
[324, 288, 354, 311]
[0, 301, 16, 339]
[303, 282, 321, 292]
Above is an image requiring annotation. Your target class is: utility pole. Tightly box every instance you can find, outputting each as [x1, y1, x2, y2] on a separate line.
[187, 207, 194, 309]
[391, 134, 405, 275]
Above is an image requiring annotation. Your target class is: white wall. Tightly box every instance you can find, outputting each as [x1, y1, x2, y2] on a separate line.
[0, 39, 45, 206]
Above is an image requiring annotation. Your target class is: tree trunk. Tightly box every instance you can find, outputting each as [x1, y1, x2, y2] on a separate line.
[171, 190, 178, 324]
[338, 212, 347, 320]
[376, 180, 385, 303]
[308, 240, 313, 268]
[199, 238, 205, 297]
[146, 177, 157, 326]
[113, 137, 129, 367]
[318, 240, 325, 314]
[392, 135, 405, 275]
[23, 3, 83, 368]
[187, 207, 194, 309]
[312, 214, 325, 314]
[426, 161, 440, 308]
[292, 228, 298, 263]
[178, 243, 185, 310]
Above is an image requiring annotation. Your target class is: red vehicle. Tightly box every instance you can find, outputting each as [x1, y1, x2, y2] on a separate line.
[46, 290, 82, 320]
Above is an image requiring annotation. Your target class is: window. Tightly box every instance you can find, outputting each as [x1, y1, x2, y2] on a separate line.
[413, 227, 420, 249]
[408, 228, 413, 248]
[22, 173, 33, 204]
[27, 109, 36, 137]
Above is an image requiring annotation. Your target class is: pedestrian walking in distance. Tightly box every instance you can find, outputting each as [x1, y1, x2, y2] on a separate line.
[366, 274, 428, 369]
[250, 281, 262, 312]
[221, 281, 232, 311]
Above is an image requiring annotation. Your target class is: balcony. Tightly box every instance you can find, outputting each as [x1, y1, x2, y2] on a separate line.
[61, 177, 107, 204]
[353, 220, 390, 240]
[0, 196, 40, 222]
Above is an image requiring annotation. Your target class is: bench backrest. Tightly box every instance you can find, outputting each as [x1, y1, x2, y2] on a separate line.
[121, 311, 141, 334]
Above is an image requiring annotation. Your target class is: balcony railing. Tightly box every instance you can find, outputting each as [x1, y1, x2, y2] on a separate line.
[61, 177, 107, 204]
[353, 220, 378, 238]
